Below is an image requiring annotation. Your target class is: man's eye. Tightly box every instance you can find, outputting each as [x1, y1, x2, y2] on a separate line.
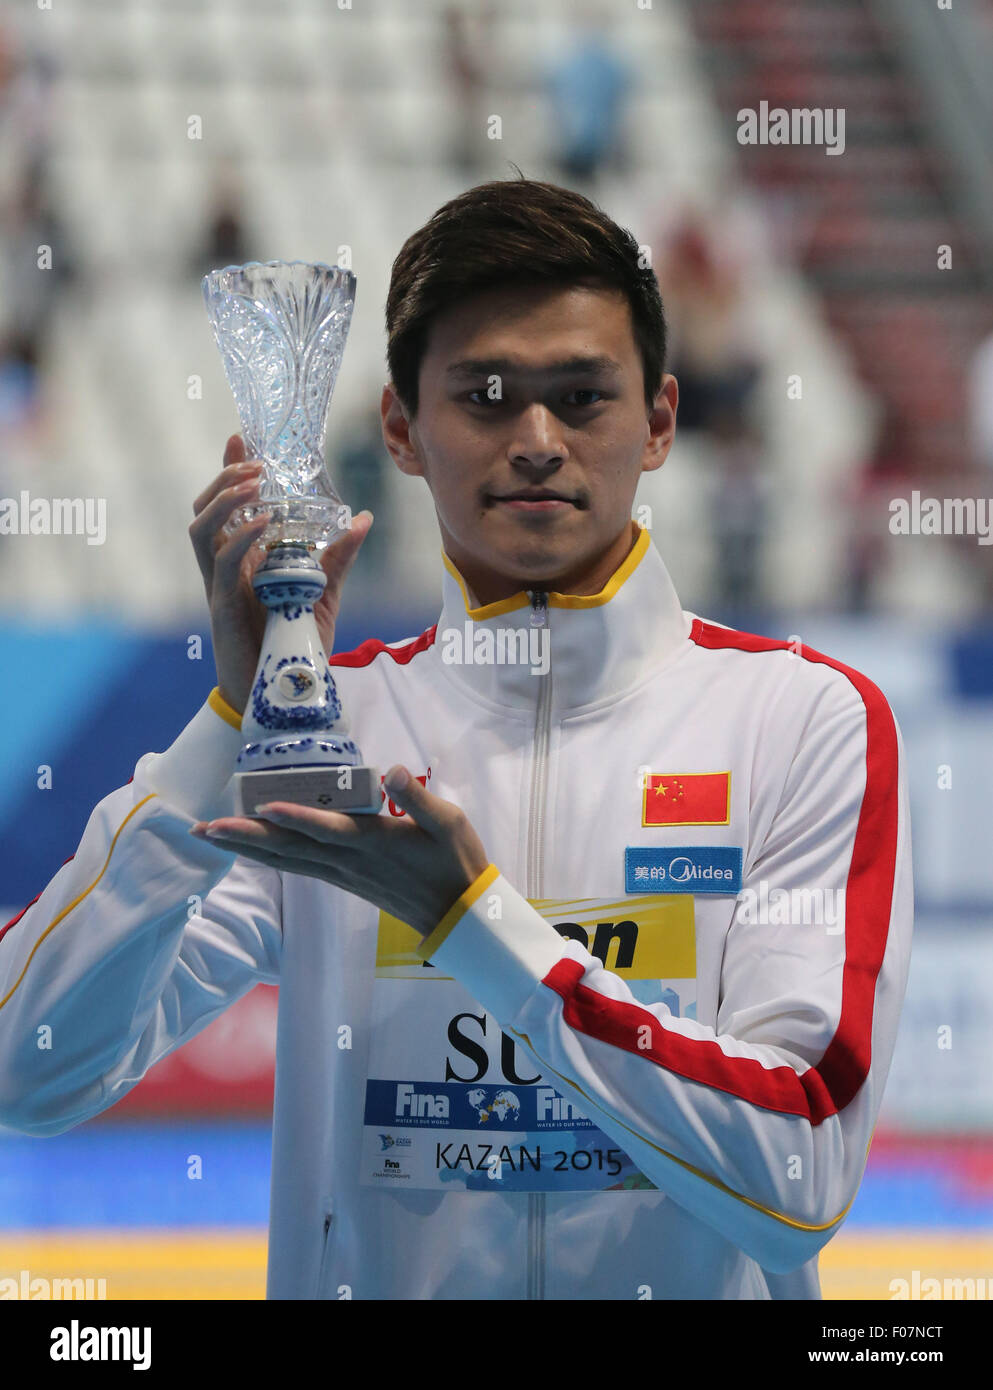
[464, 387, 606, 407]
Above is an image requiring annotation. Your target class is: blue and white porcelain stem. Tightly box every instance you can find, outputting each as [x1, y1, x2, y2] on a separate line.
[232, 542, 381, 815]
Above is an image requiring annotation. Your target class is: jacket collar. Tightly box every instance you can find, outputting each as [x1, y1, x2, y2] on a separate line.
[433, 522, 691, 712]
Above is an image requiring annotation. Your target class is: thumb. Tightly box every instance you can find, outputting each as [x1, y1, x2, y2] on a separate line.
[320, 509, 373, 590]
[383, 765, 448, 835]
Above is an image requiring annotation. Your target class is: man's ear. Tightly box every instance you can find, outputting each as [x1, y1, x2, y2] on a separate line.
[381, 383, 425, 479]
[641, 374, 679, 476]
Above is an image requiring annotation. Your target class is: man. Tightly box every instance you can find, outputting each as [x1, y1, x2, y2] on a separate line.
[0, 178, 913, 1300]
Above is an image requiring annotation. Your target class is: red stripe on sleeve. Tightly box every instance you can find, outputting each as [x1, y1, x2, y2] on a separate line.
[1, 855, 76, 946]
[543, 955, 839, 1123]
[0, 775, 134, 947]
[540, 619, 900, 1126]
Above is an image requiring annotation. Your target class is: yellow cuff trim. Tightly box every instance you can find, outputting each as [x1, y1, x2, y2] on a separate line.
[416, 863, 501, 961]
[208, 687, 243, 731]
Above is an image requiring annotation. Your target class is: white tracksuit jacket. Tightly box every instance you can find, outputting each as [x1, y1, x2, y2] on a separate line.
[0, 523, 913, 1299]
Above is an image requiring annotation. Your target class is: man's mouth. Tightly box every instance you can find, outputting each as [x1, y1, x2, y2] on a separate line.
[488, 489, 582, 511]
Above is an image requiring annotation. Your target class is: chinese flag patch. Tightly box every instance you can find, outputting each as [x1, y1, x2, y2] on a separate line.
[642, 772, 731, 826]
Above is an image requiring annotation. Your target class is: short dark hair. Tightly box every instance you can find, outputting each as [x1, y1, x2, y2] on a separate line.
[385, 175, 666, 417]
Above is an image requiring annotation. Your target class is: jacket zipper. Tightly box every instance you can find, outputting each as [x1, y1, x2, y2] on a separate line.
[316, 1209, 335, 1298]
[525, 588, 551, 1301]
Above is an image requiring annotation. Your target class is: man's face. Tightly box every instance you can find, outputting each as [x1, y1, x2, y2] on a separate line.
[381, 281, 677, 601]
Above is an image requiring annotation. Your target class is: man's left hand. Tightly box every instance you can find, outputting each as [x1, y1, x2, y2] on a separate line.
[189, 765, 491, 941]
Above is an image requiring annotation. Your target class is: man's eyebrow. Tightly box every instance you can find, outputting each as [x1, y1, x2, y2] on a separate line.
[445, 355, 624, 379]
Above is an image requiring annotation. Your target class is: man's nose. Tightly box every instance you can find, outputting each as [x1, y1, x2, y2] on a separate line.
[508, 403, 567, 469]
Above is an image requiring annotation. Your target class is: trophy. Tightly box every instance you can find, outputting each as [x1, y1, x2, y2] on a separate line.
[202, 259, 381, 816]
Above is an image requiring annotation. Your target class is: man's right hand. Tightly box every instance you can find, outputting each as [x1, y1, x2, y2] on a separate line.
[190, 433, 373, 716]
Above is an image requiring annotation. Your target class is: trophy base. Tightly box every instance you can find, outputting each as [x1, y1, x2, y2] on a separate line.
[234, 766, 382, 817]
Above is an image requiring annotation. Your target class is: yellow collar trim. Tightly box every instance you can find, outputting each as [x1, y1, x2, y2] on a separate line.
[441, 523, 650, 622]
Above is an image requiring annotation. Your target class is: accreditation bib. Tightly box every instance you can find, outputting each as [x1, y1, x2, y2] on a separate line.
[360, 895, 697, 1192]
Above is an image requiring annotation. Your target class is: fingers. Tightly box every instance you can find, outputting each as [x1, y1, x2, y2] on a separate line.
[223, 433, 247, 468]
[211, 508, 271, 589]
[192, 830, 354, 889]
[190, 461, 266, 584]
[251, 802, 383, 845]
[192, 455, 262, 521]
[192, 813, 369, 862]
[194, 817, 315, 849]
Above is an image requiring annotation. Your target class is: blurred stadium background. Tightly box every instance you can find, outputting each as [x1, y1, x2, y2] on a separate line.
[2, 0, 992, 1300]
